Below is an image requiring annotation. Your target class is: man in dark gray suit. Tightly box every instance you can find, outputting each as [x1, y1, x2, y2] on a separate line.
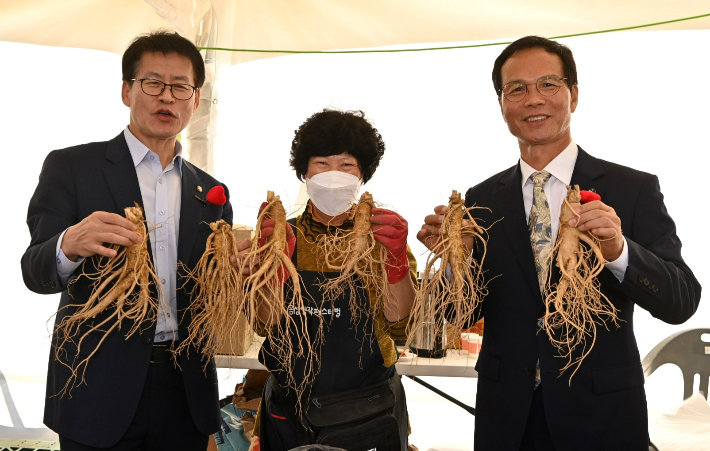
[418, 36, 700, 451]
[22, 30, 231, 450]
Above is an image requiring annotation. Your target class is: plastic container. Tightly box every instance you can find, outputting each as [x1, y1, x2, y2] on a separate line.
[461, 333, 470, 354]
[469, 333, 481, 356]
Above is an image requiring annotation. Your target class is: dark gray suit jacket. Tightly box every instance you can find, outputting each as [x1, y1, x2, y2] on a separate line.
[22, 132, 233, 447]
[465, 147, 700, 451]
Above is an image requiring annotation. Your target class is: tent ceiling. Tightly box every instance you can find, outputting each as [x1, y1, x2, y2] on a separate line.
[1, 0, 709, 64]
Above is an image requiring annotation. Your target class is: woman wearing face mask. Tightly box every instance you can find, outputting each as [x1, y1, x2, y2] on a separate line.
[253, 109, 416, 451]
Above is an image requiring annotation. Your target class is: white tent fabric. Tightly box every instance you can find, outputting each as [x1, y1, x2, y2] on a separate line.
[2, 0, 710, 64]
[1, 0, 708, 173]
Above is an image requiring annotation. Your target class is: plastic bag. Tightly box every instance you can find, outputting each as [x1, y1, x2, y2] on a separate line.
[213, 404, 251, 451]
[650, 393, 710, 451]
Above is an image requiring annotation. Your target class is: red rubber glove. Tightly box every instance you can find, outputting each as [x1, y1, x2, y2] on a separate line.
[257, 201, 296, 285]
[371, 208, 410, 284]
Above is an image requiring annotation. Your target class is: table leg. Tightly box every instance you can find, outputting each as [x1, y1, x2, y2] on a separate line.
[405, 375, 476, 416]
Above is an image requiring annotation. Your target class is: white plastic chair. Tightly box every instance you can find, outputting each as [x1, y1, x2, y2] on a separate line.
[643, 328, 710, 451]
[642, 328, 710, 400]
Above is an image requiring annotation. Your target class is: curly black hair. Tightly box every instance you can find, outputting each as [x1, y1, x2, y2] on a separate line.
[290, 109, 385, 184]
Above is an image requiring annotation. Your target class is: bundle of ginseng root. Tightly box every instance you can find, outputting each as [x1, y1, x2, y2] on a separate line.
[406, 190, 489, 351]
[176, 219, 242, 360]
[179, 191, 317, 406]
[54, 203, 163, 396]
[318, 191, 389, 328]
[542, 185, 621, 383]
[247, 192, 318, 405]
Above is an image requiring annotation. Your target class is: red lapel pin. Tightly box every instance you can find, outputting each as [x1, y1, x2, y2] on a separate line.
[580, 190, 601, 203]
[206, 185, 226, 205]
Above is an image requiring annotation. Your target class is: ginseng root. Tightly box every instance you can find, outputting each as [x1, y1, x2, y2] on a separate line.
[239, 191, 316, 410]
[176, 219, 244, 362]
[543, 185, 621, 383]
[318, 192, 388, 327]
[54, 203, 163, 396]
[406, 190, 489, 351]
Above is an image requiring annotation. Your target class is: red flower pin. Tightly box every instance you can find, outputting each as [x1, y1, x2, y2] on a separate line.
[206, 186, 226, 205]
[580, 190, 601, 203]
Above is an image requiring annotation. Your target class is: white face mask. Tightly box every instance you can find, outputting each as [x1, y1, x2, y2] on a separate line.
[305, 171, 362, 217]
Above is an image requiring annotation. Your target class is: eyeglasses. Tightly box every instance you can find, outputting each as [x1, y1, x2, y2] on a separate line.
[131, 78, 197, 100]
[500, 75, 569, 102]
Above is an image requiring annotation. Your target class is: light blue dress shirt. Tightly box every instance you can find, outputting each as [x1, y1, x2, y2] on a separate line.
[55, 127, 183, 342]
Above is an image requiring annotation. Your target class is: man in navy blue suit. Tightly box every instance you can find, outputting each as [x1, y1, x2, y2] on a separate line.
[22, 31, 231, 450]
[418, 36, 700, 451]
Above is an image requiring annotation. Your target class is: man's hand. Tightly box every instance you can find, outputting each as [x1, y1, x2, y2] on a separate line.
[417, 205, 447, 251]
[371, 208, 409, 284]
[61, 211, 143, 261]
[569, 200, 624, 261]
[416, 205, 475, 254]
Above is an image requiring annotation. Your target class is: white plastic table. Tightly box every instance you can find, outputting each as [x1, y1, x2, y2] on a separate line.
[215, 340, 478, 378]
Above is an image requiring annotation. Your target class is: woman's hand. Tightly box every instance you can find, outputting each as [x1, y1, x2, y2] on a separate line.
[230, 201, 296, 282]
[371, 208, 409, 284]
[372, 207, 416, 321]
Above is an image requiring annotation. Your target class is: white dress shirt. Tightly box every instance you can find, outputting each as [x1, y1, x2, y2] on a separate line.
[519, 140, 628, 281]
[56, 127, 182, 342]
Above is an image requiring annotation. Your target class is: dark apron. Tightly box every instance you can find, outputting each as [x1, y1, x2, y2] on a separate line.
[258, 225, 396, 450]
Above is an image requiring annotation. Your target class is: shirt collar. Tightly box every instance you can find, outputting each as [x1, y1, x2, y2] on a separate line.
[123, 127, 183, 173]
[520, 140, 578, 187]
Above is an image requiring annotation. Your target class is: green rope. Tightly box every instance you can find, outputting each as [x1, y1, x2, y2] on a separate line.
[198, 12, 710, 55]
[549, 12, 710, 39]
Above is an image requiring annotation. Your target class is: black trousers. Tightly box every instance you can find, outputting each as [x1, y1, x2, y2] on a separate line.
[519, 387, 556, 451]
[59, 361, 208, 451]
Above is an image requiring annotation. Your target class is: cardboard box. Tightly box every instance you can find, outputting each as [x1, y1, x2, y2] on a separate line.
[217, 312, 254, 356]
[215, 225, 255, 356]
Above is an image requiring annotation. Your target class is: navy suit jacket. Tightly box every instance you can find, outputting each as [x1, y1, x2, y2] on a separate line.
[21, 132, 233, 447]
[465, 147, 700, 451]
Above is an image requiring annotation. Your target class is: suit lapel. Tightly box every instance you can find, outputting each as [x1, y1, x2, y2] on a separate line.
[176, 161, 209, 338]
[102, 133, 144, 214]
[548, 146, 606, 288]
[570, 146, 606, 198]
[177, 160, 204, 268]
[493, 164, 544, 303]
